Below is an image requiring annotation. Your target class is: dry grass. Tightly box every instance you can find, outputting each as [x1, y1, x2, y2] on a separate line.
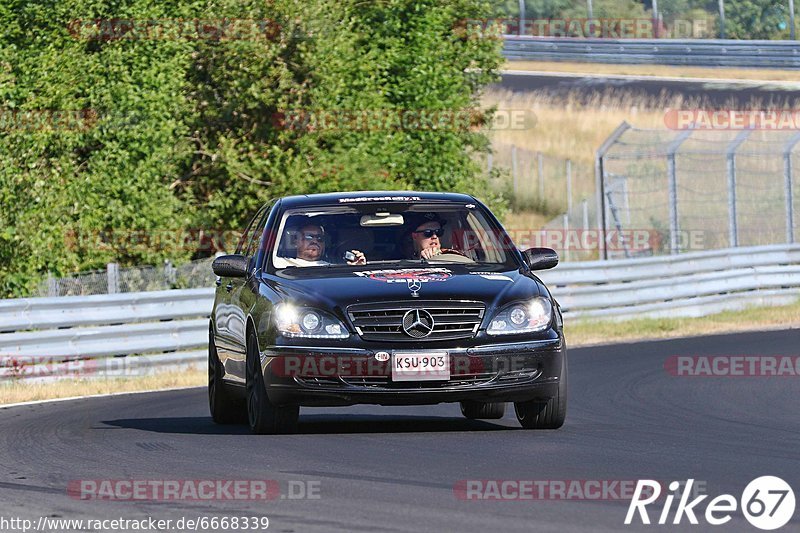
[0, 367, 205, 406]
[484, 89, 676, 168]
[567, 299, 800, 347]
[504, 60, 800, 83]
[500, 210, 550, 234]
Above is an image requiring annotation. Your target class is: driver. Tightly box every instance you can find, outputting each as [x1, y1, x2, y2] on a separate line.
[405, 213, 461, 260]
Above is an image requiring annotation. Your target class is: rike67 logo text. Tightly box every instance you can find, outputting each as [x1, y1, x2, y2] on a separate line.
[626, 477, 795, 530]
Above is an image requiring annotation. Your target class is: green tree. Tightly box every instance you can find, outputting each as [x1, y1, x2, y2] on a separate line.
[722, 0, 789, 40]
[0, 0, 505, 296]
[0, 0, 198, 296]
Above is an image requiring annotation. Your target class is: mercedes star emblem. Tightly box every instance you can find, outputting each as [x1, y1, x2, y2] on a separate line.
[401, 309, 435, 338]
[407, 279, 422, 297]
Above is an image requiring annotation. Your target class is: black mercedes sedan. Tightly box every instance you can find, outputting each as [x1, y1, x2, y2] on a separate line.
[209, 191, 566, 434]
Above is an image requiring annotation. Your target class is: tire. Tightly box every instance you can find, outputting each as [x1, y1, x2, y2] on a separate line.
[460, 401, 506, 420]
[514, 353, 568, 429]
[246, 331, 299, 434]
[208, 326, 245, 424]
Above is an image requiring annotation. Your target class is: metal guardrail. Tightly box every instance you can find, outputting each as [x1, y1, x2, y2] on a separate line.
[0, 288, 213, 381]
[1, 245, 798, 380]
[503, 37, 800, 69]
[539, 244, 800, 320]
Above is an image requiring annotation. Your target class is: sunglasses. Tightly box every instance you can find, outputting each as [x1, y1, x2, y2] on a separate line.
[301, 233, 324, 242]
[413, 228, 443, 238]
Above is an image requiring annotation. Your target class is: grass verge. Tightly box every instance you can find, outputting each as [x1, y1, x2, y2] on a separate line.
[504, 60, 800, 83]
[567, 299, 800, 347]
[0, 367, 205, 406]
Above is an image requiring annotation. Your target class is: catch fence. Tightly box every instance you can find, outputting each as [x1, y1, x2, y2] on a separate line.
[597, 123, 800, 259]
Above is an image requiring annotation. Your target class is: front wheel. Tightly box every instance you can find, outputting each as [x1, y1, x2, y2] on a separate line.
[514, 354, 567, 429]
[246, 332, 299, 434]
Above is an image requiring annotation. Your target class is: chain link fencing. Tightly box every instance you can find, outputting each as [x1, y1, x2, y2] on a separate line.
[484, 142, 599, 261]
[598, 123, 800, 259]
[36, 257, 216, 297]
[488, 142, 595, 215]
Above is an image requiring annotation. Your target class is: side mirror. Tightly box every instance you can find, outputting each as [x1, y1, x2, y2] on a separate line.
[212, 254, 249, 278]
[523, 247, 559, 270]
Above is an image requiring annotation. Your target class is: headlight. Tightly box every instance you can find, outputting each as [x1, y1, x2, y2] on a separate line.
[487, 298, 553, 335]
[274, 303, 349, 339]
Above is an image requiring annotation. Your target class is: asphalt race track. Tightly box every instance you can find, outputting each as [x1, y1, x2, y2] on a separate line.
[1, 329, 798, 532]
[497, 71, 800, 108]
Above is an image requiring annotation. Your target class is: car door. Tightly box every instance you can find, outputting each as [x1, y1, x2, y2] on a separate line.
[213, 206, 264, 376]
[225, 203, 272, 382]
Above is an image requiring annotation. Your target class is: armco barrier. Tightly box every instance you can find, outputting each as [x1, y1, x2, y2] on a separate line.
[0, 288, 214, 381]
[538, 244, 800, 320]
[503, 37, 800, 69]
[1, 245, 798, 380]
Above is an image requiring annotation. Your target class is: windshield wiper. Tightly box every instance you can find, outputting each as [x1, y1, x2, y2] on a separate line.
[358, 259, 426, 265]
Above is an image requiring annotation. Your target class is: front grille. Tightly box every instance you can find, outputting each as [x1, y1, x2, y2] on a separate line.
[294, 370, 538, 390]
[347, 301, 485, 341]
[297, 373, 497, 390]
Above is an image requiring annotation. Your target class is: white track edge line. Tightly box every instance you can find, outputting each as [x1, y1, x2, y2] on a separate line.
[0, 385, 204, 410]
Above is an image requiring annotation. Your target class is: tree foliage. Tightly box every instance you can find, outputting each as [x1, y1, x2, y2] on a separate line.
[0, 0, 503, 296]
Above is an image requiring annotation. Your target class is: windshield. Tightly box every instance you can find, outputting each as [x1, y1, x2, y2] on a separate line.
[270, 203, 517, 270]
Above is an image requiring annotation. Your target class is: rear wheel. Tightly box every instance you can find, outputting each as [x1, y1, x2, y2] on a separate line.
[514, 354, 568, 429]
[246, 331, 299, 434]
[460, 401, 506, 420]
[208, 326, 245, 424]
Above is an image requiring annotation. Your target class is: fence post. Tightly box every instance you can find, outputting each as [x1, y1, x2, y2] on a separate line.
[595, 122, 631, 260]
[652, 0, 659, 38]
[726, 129, 751, 248]
[582, 199, 589, 231]
[563, 213, 570, 262]
[537, 153, 544, 199]
[518, 0, 526, 36]
[487, 152, 493, 176]
[511, 145, 518, 196]
[107, 263, 119, 294]
[784, 132, 800, 243]
[666, 129, 693, 254]
[47, 274, 58, 297]
[165, 260, 177, 286]
[566, 159, 573, 214]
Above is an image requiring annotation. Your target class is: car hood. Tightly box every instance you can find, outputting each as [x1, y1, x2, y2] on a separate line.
[264, 264, 548, 313]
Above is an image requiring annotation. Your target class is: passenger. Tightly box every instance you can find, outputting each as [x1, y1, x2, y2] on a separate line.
[284, 223, 365, 266]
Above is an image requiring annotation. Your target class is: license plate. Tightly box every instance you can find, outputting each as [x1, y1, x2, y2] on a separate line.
[392, 352, 450, 382]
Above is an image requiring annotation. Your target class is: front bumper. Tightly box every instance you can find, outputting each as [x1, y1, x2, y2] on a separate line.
[260, 337, 565, 406]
